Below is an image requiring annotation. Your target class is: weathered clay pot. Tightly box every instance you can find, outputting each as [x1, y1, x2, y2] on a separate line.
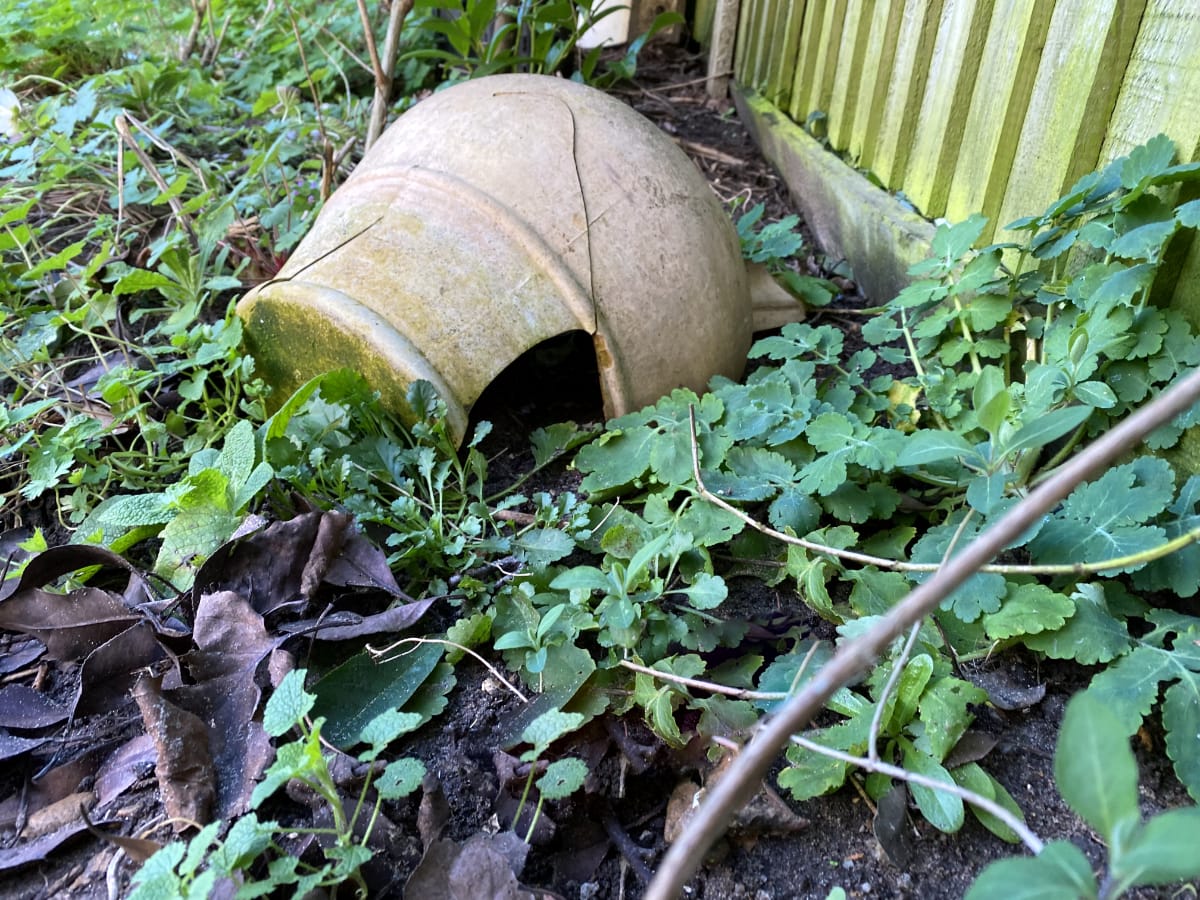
[238, 74, 753, 443]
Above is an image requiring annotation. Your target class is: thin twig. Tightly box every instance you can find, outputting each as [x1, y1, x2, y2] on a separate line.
[645, 367, 1200, 900]
[368, 636, 528, 703]
[113, 115, 198, 251]
[788, 735, 1043, 853]
[689, 428, 1200, 575]
[365, 0, 414, 150]
[617, 659, 788, 702]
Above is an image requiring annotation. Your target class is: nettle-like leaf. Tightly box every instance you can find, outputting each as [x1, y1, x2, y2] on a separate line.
[916, 676, 988, 761]
[1028, 456, 1173, 572]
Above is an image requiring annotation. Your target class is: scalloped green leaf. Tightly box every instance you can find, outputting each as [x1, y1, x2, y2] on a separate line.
[984, 583, 1075, 640]
[1162, 674, 1200, 802]
[1022, 584, 1132, 664]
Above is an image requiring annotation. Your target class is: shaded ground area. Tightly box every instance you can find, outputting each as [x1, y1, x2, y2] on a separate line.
[1, 42, 1197, 900]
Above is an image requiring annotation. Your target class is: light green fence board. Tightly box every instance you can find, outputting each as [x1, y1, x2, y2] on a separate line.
[827, 0, 873, 150]
[993, 0, 1145, 244]
[943, 0, 1054, 239]
[763, 0, 803, 108]
[789, 0, 828, 121]
[903, 0, 995, 218]
[872, 0, 945, 188]
[733, 0, 753, 81]
[792, 0, 846, 124]
[1098, 1, 1200, 319]
[765, 0, 807, 111]
[847, 0, 904, 166]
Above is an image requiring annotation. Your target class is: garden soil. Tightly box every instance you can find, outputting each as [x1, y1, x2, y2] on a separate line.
[2, 41, 1197, 900]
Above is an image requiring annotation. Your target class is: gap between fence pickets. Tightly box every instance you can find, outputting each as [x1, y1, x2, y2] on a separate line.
[644, 366, 1200, 900]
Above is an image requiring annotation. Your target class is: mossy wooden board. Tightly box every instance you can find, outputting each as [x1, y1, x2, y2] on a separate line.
[733, 84, 935, 305]
[1096, 0, 1200, 320]
[848, 0, 904, 168]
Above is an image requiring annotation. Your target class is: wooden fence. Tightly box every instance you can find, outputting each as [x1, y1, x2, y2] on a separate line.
[726, 0, 1200, 309]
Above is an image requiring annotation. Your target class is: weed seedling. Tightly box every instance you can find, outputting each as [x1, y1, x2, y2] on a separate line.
[513, 708, 588, 843]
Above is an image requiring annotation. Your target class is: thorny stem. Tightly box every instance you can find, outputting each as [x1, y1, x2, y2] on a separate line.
[646, 366, 1200, 900]
[689, 427, 1200, 576]
[788, 735, 1043, 854]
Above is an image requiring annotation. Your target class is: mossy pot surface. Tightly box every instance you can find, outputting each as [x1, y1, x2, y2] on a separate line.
[239, 74, 752, 443]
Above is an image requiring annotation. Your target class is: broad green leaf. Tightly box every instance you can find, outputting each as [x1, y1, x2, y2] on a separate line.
[113, 268, 176, 297]
[896, 429, 979, 467]
[154, 506, 240, 588]
[778, 743, 850, 800]
[1023, 584, 1131, 664]
[1112, 807, 1200, 885]
[676, 572, 727, 610]
[522, 709, 586, 756]
[311, 643, 444, 748]
[1054, 692, 1139, 838]
[886, 653, 933, 735]
[550, 565, 611, 594]
[376, 757, 426, 799]
[950, 762, 1023, 843]
[754, 641, 834, 711]
[966, 472, 1008, 515]
[1121, 133, 1176, 189]
[930, 214, 988, 267]
[1004, 405, 1092, 456]
[1109, 220, 1177, 261]
[917, 676, 988, 761]
[965, 840, 1097, 900]
[901, 739, 964, 832]
[910, 518, 1006, 622]
[984, 583, 1075, 640]
[1029, 457, 1174, 572]
[1086, 645, 1171, 733]
[514, 528, 575, 571]
[1071, 380, 1116, 409]
[1162, 675, 1200, 801]
[358, 709, 423, 758]
[215, 420, 257, 495]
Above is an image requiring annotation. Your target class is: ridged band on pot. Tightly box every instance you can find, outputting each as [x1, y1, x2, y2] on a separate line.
[238, 73, 752, 444]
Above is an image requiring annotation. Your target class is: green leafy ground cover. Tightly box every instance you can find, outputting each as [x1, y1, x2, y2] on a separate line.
[2, 3, 1199, 897]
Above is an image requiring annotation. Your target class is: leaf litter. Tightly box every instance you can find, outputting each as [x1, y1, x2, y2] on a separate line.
[0, 509, 441, 876]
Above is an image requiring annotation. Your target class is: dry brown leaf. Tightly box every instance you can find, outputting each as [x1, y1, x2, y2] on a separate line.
[133, 675, 215, 829]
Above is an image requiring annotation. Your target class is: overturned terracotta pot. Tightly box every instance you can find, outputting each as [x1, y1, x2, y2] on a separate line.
[238, 74, 754, 443]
